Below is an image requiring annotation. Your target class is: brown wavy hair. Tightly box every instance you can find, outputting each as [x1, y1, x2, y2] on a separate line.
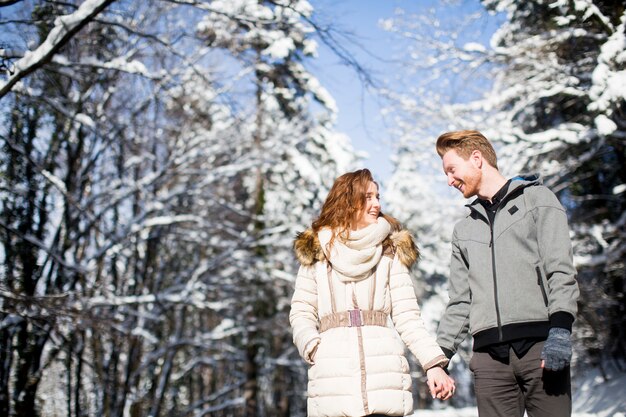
[312, 169, 400, 248]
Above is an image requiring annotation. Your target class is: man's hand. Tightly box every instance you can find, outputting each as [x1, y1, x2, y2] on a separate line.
[540, 327, 572, 371]
[426, 366, 456, 400]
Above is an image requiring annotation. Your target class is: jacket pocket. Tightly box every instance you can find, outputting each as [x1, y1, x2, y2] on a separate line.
[536, 266, 549, 307]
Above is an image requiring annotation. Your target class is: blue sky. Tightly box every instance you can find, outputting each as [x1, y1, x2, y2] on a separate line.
[312, 0, 419, 180]
[310, 0, 497, 182]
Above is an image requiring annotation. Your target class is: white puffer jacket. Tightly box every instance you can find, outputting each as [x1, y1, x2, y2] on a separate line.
[290, 219, 447, 417]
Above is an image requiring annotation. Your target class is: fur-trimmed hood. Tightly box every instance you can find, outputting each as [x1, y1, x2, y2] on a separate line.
[294, 228, 420, 268]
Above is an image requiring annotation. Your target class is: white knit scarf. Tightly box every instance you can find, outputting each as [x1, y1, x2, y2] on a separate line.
[317, 217, 391, 282]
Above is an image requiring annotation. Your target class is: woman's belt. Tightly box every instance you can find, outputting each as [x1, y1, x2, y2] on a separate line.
[319, 309, 388, 332]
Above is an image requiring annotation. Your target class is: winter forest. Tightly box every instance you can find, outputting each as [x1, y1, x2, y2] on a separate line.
[0, 0, 624, 416]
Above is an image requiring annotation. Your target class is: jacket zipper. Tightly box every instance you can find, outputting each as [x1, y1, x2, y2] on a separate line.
[470, 208, 505, 342]
[488, 220, 503, 341]
[470, 186, 528, 342]
[466, 181, 537, 344]
[536, 266, 549, 306]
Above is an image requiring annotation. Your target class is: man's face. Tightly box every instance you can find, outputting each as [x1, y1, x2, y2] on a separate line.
[442, 149, 482, 198]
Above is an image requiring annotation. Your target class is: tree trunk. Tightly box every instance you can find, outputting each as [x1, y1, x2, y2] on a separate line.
[244, 333, 258, 417]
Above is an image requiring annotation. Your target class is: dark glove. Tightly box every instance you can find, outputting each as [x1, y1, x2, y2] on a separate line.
[540, 327, 572, 371]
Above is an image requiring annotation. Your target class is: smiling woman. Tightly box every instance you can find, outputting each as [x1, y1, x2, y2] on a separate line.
[309, 169, 396, 242]
[289, 168, 456, 417]
[356, 181, 381, 229]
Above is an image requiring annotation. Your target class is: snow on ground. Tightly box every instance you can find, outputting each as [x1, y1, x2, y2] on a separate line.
[572, 365, 626, 417]
[411, 408, 477, 417]
[411, 409, 622, 417]
[411, 365, 626, 417]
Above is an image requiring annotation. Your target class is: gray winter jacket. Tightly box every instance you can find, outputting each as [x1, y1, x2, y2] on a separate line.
[437, 175, 579, 355]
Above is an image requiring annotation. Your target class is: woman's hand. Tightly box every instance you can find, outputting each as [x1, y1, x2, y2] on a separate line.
[304, 338, 320, 365]
[426, 366, 456, 400]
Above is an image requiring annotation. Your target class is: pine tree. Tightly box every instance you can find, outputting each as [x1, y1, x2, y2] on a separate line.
[382, 0, 625, 404]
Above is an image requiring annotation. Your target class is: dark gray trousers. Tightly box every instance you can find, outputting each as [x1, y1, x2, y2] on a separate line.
[469, 341, 571, 417]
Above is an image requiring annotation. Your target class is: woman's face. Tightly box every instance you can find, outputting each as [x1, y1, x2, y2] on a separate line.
[355, 181, 380, 230]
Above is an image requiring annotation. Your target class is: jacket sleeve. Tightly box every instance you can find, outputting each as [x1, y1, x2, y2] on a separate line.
[389, 255, 448, 370]
[436, 229, 471, 358]
[531, 187, 579, 329]
[289, 264, 320, 364]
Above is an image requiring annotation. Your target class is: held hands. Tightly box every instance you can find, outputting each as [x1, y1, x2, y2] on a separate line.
[540, 327, 572, 371]
[426, 366, 456, 401]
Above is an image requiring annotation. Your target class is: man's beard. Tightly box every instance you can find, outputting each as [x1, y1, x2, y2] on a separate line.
[461, 169, 481, 198]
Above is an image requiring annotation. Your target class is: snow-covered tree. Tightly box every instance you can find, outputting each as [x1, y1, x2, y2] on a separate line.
[0, 1, 359, 416]
[382, 0, 625, 403]
[476, 0, 626, 374]
[378, 2, 499, 407]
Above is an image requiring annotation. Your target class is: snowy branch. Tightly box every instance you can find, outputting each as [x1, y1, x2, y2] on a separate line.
[0, 1, 23, 7]
[0, 0, 117, 98]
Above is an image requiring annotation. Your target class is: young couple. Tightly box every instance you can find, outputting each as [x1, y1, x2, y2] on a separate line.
[289, 130, 579, 417]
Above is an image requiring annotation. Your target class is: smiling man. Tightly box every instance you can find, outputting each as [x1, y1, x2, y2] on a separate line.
[433, 130, 580, 417]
